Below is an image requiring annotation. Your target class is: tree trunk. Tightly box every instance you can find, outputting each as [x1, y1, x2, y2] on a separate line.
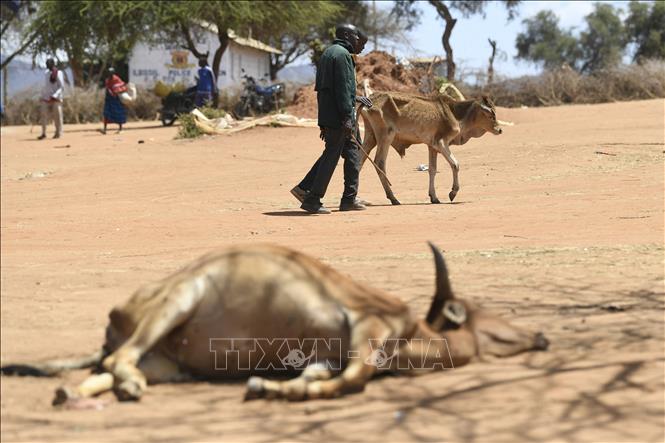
[487, 38, 497, 85]
[429, 1, 457, 82]
[69, 57, 84, 87]
[269, 54, 280, 81]
[211, 29, 230, 107]
[0, 31, 38, 71]
[180, 22, 209, 60]
[441, 15, 456, 81]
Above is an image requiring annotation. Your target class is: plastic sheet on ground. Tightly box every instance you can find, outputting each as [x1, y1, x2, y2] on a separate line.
[191, 109, 318, 135]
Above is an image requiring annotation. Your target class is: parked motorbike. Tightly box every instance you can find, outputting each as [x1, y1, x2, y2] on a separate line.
[159, 85, 197, 126]
[233, 69, 284, 118]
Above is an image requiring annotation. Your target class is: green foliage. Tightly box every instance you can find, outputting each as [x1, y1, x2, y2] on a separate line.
[176, 106, 226, 139]
[0, 1, 38, 70]
[249, 1, 343, 78]
[579, 3, 627, 73]
[516, 10, 581, 70]
[625, 0, 665, 62]
[516, 3, 630, 74]
[27, 1, 150, 86]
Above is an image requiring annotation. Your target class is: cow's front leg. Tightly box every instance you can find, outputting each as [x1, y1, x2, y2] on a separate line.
[245, 360, 338, 401]
[428, 146, 440, 204]
[436, 140, 460, 201]
[246, 318, 388, 401]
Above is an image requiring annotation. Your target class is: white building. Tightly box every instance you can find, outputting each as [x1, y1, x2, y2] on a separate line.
[128, 26, 282, 92]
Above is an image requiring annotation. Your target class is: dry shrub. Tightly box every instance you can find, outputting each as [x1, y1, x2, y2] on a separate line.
[2, 85, 162, 125]
[471, 60, 665, 107]
[176, 106, 227, 139]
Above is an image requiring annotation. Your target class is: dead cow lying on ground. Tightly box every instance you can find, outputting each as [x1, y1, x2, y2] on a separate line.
[360, 92, 503, 205]
[1, 243, 548, 406]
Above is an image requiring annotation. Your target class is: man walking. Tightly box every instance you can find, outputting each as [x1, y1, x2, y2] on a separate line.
[38, 58, 64, 140]
[292, 24, 369, 214]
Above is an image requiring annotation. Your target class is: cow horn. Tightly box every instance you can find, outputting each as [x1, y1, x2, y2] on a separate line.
[426, 242, 455, 324]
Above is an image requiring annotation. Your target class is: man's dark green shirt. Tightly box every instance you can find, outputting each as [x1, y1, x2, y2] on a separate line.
[315, 39, 356, 129]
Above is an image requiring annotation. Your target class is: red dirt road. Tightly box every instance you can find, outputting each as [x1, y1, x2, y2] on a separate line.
[1, 99, 664, 442]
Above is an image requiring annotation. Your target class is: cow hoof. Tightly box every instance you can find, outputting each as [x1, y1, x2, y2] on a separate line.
[448, 191, 457, 202]
[534, 332, 550, 351]
[431, 197, 441, 204]
[390, 199, 401, 205]
[115, 380, 144, 401]
[52, 386, 77, 406]
[244, 376, 265, 401]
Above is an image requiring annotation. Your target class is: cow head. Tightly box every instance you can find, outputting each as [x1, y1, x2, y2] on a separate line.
[424, 243, 548, 358]
[472, 96, 502, 136]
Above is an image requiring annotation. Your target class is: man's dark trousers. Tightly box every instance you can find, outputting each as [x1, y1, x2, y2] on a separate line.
[299, 127, 360, 207]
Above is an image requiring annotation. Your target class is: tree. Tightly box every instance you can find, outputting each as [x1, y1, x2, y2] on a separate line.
[578, 3, 627, 73]
[625, 0, 665, 62]
[515, 10, 581, 70]
[250, 1, 343, 80]
[0, 0, 38, 70]
[487, 39, 497, 84]
[142, 1, 262, 85]
[26, 1, 149, 86]
[394, 1, 520, 81]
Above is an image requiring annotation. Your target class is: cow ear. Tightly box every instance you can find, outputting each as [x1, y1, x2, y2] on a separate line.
[426, 242, 456, 325]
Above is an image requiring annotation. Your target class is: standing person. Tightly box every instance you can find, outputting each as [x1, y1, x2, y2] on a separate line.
[195, 57, 217, 108]
[38, 58, 64, 140]
[291, 24, 369, 214]
[101, 67, 128, 134]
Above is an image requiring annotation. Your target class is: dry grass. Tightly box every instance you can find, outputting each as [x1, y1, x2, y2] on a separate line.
[467, 60, 665, 107]
[2, 86, 162, 125]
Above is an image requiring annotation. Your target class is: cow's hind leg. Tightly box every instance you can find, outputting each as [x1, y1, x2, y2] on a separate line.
[53, 372, 114, 406]
[102, 283, 204, 401]
[53, 353, 189, 407]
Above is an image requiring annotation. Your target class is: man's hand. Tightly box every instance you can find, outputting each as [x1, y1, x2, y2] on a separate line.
[355, 96, 373, 109]
[342, 118, 354, 138]
[319, 127, 326, 140]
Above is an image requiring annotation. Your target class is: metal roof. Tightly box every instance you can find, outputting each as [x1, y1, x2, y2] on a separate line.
[200, 22, 283, 55]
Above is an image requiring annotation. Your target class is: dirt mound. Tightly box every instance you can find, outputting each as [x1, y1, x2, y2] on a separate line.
[286, 50, 427, 119]
[356, 50, 426, 94]
[288, 85, 318, 120]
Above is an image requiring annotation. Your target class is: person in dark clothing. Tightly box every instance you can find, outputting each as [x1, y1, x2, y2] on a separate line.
[195, 57, 217, 108]
[292, 24, 369, 214]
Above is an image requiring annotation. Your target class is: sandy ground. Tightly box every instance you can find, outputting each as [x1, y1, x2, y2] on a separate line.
[1, 99, 663, 442]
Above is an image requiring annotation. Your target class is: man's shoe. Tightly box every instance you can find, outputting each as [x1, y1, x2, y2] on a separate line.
[37, 134, 46, 140]
[52, 133, 61, 139]
[339, 199, 367, 211]
[290, 186, 308, 204]
[300, 202, 331, 214]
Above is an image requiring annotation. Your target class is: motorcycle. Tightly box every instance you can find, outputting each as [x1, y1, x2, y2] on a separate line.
[159, 85, 197, 126]
[233, 69, 284, 118]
